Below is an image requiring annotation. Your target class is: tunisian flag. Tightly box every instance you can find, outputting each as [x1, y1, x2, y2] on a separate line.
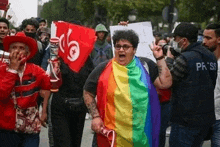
[0, 0, 8, 10]
[51, 21, 96, 72]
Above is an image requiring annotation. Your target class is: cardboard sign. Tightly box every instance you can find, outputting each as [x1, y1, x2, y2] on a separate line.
[110, 21, 156, 63]
[0, 0, 8, 10]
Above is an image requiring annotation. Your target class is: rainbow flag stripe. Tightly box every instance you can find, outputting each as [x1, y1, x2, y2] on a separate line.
[97, 57, 160, 147]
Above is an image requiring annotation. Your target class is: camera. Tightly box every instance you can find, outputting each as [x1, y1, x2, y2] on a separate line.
[162, 44, 180, 57]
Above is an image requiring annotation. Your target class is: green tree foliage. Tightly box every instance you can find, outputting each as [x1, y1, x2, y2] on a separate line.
[41, 0, 220, 28]
[78, 0, 170, 24]
[40, 1, 53, 26]
[77, 0, 95, 23]
[41, 0, 84, 27]
[176, 0, 218, 23]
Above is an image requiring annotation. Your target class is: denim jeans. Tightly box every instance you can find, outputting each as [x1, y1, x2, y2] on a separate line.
[169, 123, 210, 147]
[0, 130, 39, 147]
[211, 119, 220, 147]
[159, 102, 171, 147]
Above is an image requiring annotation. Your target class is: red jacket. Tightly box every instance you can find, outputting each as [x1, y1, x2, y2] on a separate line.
[0, 62, 51, 131]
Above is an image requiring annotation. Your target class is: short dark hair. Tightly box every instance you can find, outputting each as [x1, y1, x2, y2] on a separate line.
[37, 27, 51, 37]
[39, 18, 46, 23]
[153, 31, 162, 37]
[20, 18, 39, 30]
[173, 22, 198, 43]
[205, 23, 220, 37]
[112, 30, 139, 48]
[0, 18, 9, 28]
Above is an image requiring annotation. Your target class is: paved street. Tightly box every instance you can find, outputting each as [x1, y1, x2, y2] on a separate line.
[40, 120, 211, 147]
[39, 119, 93, 147]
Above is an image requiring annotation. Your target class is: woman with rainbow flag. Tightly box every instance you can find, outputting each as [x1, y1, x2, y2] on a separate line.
[83, 30, 172, 147]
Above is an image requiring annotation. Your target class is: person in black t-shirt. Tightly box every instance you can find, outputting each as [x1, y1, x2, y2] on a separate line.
[50, 58, 94, 147]
[83, 29, 172, 146]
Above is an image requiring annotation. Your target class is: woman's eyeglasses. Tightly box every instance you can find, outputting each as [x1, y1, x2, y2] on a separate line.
[114, 45, 133, 51]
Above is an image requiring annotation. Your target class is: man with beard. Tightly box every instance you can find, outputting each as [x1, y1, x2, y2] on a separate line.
[0, 18, 9, 50]
[90, 23, 113, 67]
[20, 18, 44, 66]
[203, 23, 220, 147]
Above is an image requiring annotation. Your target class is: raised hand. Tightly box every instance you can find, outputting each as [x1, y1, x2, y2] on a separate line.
[149, 41, 164, 59]
[8, 50, 26, 70]
[118, 21, 129, 26]
[5, 3, 10, 12]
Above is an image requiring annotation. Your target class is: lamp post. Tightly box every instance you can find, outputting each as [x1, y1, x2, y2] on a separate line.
[128, 9, 138, 23]
[168, 0, 175, 33]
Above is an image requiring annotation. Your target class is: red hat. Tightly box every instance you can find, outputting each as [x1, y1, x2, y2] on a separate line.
[3, 32, 38, 60]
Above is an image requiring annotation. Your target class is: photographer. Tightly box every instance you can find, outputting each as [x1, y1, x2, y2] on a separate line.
[164, 23, 217, 146]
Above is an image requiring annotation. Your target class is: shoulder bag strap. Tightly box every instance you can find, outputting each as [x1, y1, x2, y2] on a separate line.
[11, 89, 18, 109]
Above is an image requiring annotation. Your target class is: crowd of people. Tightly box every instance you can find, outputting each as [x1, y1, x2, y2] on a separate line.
[0, 3, 220, 147]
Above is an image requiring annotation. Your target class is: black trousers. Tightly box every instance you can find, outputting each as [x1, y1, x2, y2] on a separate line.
[51, 97, 86, 147]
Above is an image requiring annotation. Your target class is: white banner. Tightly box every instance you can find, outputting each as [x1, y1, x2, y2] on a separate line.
[110, 21, 155, 62]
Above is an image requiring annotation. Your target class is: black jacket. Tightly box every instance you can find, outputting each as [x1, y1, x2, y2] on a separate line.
[171, 42, 217, 128]
[53, 57, 94, 99]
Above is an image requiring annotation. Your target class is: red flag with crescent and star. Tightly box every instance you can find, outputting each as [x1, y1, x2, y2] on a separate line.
[52, 21, 96, 72]
[0, 0, 8, 10]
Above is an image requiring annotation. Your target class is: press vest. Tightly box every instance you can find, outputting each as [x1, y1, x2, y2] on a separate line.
[171, 43, 217, 127]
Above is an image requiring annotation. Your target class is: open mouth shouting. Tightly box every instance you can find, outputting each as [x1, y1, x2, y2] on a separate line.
[114, 40, 136, 66]
[119, 54, 126, 60]
[115, 51, 128, 66]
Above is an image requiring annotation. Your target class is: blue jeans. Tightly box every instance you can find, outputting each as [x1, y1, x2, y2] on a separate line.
[0, 130, 39, 147]
[159, 102, 171, 147]
[169, 123, 210, 147]
[211, 119, 220, 147]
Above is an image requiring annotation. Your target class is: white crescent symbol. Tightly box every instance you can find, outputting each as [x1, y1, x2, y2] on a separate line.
[59, 34, 65, 53]
[67, 41, 80, 62]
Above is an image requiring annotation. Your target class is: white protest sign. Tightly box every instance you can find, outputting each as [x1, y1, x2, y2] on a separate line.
[110, 21, 155, 62]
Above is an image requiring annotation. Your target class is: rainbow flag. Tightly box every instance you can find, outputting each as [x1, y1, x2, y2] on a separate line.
[96, 57, 160, 147]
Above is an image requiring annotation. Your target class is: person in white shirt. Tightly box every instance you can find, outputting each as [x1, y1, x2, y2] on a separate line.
[203, 23, 220, 147]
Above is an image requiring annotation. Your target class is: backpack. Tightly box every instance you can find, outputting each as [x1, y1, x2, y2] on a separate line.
[92, 44, 112, 67]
